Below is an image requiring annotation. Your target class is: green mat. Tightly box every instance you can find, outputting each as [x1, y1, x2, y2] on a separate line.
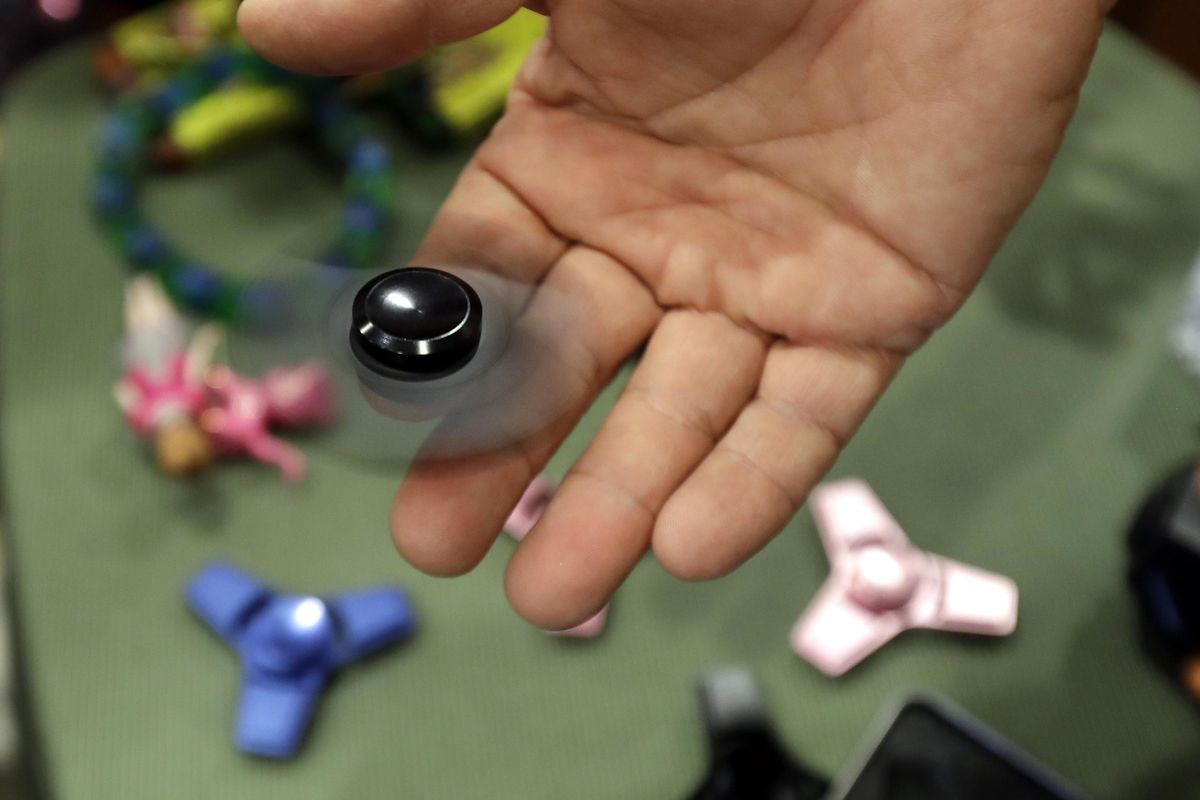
[3, 27, 1200, 799]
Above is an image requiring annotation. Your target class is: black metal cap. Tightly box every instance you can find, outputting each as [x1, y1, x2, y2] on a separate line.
[349, 267, 483, 380]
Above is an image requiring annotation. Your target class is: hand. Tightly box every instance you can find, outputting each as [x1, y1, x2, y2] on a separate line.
[239, 0, 1109, 630]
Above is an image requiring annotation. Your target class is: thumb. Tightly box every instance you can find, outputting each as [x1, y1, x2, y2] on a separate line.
[238, 0, 535, 75]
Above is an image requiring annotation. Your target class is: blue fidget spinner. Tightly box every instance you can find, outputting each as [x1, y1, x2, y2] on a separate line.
[185, 561, 417, 758]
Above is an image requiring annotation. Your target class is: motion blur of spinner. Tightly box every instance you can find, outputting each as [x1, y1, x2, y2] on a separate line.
[91, 0, 574, 469]
[232, 258, 591, 465]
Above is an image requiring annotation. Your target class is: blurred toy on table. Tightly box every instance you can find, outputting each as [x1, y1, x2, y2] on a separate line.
[92, 0, 237, 93]
[0, 0, 159, 85]
[682, 667, 1088, 799]
[115, 275, 334, 481]
[91, 0, 545, 168]
[685, 667, 828, 800]
[114, 274, 219, 476]
[827, 696, 1092, 799]
[93, 0, 301, 169]
[1129, 250, 1200, 702]
[1127, 463, 1200, 703]
[92, 40, 382, 483]
[200, 362, 334, 483]
[91, 43, 399, 320]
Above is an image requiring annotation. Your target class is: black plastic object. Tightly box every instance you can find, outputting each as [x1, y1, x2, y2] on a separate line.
[349, 267, 483, 380]
[686, 667, 829, 800]
[1127, 462, 1200, 670]
[829, 697, 1091, 800]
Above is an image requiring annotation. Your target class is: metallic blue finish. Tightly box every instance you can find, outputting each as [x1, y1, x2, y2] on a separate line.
[185, 562, 417, 758]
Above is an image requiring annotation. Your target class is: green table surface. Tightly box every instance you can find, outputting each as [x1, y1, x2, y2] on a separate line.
[4, 26, 1200, 800]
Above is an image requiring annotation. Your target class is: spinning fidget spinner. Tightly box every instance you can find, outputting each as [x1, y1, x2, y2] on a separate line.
[791, 479, 1019, 677]
[227, 262, 586, 467]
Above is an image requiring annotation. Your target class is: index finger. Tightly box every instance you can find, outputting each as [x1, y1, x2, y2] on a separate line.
[238, 0, 536, 75]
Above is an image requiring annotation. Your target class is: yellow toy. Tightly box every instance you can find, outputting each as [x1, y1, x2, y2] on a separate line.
[428, 8, 546, 134]
[94, 0, 238, 92]
[152, 84, 304, 169]
[97, 4, 546, 167]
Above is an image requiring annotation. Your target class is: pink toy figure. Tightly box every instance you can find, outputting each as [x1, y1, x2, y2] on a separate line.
[114, 276, 220, 476]
[790, 479, 1018, 677]
[505, 475, 609, 639]
[200, 363, 334, 483]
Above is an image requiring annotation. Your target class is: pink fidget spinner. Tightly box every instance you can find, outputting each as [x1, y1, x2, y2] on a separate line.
[505, 475, 609, 639]
[790, 479, 1018, 677]
[201, 364, 335, 483]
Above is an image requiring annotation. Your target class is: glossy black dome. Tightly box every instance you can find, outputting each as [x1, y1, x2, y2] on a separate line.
[349, 267, 483, 380]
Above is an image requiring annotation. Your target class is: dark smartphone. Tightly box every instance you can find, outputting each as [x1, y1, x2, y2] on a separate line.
[825, 696, 1091, 800]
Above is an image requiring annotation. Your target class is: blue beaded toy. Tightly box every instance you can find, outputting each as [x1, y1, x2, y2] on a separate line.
[185, 561, 417, 758]
[92, 45, 397, 325]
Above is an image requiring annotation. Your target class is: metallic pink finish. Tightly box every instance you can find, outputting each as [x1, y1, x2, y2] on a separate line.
[505, 474, 557, 540]
[505, 475, 609, 639]
[552, 606, 609, 639]
[790, 479, 1018, 677]
[201, 364, 334, 483]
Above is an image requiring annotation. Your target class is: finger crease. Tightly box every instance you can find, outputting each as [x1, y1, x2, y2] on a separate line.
[567, 465, 659, 523]
[623, 384, 721, 444]
[475, 157, 567, 247]
[755, 394, 849, 452]
[713, 441, 805, 510]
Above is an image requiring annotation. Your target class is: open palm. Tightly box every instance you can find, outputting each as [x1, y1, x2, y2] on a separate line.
[241, 0, 1110, 630]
